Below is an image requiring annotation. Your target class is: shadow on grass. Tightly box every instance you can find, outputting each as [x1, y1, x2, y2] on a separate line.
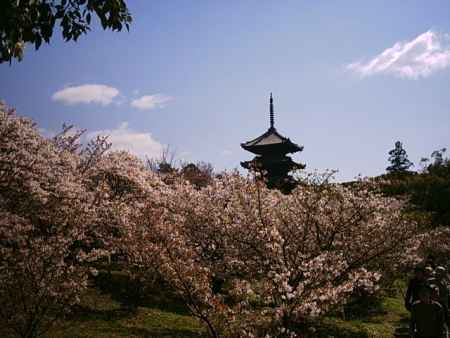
[71, 304, 133, 322]
[93, 270, 190, 315]
[343, 294, 386, 321]
[51, 318, 204, 338]
[293, 321, 370, 338]
[62, 301, 205, 338]
[114, 325, 204, 338]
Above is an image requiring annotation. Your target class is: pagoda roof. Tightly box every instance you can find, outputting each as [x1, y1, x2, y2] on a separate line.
[241, 154, 305, 171]
[241, 127, 303, 155]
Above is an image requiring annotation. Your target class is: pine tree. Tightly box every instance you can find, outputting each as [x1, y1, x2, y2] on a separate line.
[386, 141, 413, 173]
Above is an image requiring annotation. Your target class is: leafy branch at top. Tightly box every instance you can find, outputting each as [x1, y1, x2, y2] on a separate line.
[0, 0, 132, 63]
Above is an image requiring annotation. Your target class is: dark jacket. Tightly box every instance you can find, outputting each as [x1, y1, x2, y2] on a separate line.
[405, 277, 426, 311]
[410, 300, 446, 338]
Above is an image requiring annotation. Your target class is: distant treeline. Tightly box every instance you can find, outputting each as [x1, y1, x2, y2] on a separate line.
[379, 147, 450, 229]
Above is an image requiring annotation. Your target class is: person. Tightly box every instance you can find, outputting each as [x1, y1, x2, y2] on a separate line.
[434, 267, 450, 326]
[405, 266, 427, 311]
[429, 284, 449, 338]
[410, 285, 446, 338]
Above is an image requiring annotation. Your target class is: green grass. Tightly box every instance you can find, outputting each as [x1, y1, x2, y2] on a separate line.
[4, 274, 411, 338]
[43, 289, 409, 338]
[44, 288, 205, 338]
[315, 296, 410, 338]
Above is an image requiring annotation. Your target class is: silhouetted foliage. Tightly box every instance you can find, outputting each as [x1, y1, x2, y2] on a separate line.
[0, 0, 132, 63]
[146, 146, 215, 188]
[146, 145, 177, 174]
[180, 162, 214, 189]
[430, 148, 447, 168]
[386, 141, 414, 174]
[412, 150, 450, 227]
[380, 148, 450, 228]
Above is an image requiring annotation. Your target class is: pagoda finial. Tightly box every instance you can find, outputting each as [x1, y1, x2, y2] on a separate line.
[270, 93, 274, 129]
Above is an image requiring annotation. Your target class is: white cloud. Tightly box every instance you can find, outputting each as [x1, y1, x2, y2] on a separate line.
[130, 94, 173, 110]
[222, 149, 233, 156]
[52, 84, 119, 105]
[87, 122, 164, 159]
[347, 30, 450, 79]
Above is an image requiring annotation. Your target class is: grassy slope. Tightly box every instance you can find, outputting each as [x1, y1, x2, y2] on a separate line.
[37, 288, 409, 338]
[2, 271, 409, 338]
[318, 296, 410, 338]
[44, 288, 205, 338]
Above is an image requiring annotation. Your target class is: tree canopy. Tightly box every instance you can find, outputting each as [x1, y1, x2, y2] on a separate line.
[0, 0, 132, 63]
[380, 148, 450, 229]
[386, 141, 414, 174]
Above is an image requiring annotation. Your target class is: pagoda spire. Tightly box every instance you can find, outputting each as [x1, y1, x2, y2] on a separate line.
[270, 93, 275, 129]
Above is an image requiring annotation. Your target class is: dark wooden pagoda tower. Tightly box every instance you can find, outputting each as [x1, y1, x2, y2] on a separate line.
[241, 94, 305, 193]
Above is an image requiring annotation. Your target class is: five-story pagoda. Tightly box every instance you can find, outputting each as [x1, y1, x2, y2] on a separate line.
[240, 94, 305, 193]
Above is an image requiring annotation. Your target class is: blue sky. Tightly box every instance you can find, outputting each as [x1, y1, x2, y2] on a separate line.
[1, 0, 449, 181]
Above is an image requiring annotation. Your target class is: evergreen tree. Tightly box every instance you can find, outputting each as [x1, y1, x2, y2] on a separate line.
[386, 141, 413, 173]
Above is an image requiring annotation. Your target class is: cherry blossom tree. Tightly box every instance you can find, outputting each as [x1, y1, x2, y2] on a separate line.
[129, 173, 423, 337]
[0, 104, 94, 338]
[0, 213, 89, 338]
[0, 104, 144, 337]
